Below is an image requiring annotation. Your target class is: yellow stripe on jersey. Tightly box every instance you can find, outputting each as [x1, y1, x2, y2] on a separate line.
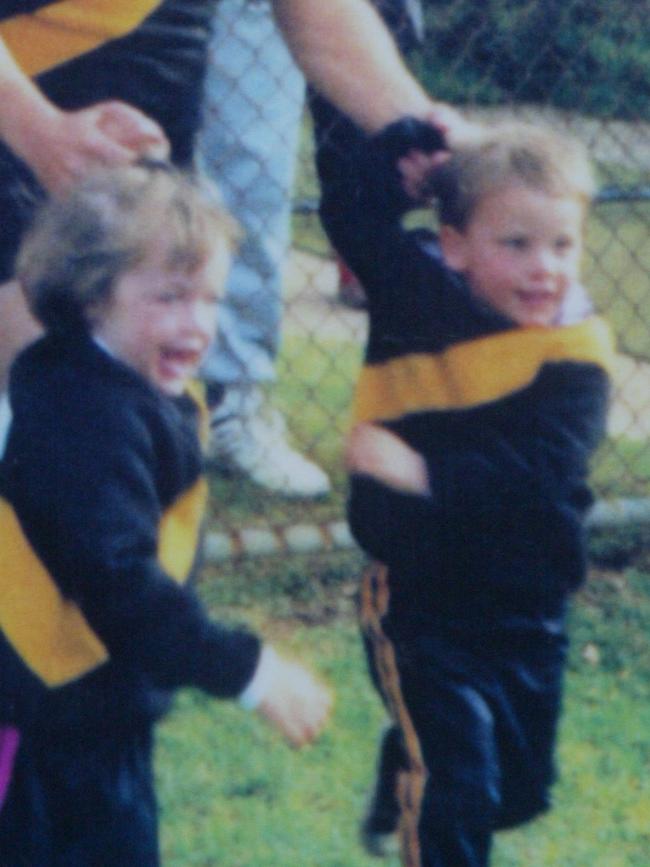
[0, 477, 205, 687]
[353, 316, 615, 424]
[185, 379, 211, 450]
[157, 478, 208, 582]
[1, 0, 160, 76]
[0, 496, 109, 687]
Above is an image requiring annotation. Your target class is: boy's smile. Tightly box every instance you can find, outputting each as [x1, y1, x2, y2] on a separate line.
[440, 185, 584, 327]
[92, 237, 231, 396]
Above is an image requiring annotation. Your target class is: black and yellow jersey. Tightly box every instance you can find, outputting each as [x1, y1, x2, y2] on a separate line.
[332, 119, 615, 623]
[0, 0, 161, 76]
[0, 332, 260, 730]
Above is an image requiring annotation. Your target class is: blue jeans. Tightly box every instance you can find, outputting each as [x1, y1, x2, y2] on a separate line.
[197, 0, 305, 387]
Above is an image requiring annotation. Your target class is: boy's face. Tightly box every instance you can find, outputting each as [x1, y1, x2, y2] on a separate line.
[440, 185, 584, 327]
[92, 237, 230, 396]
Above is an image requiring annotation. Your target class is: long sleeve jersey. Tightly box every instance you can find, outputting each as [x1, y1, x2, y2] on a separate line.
[332, 120, 616, 627]
[0, 332, 260, 731]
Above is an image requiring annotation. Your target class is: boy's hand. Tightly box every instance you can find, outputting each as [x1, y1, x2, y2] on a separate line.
[346, 423, 430, 495]
[397, 107, 484, 201]
[257, 657, 332, 748]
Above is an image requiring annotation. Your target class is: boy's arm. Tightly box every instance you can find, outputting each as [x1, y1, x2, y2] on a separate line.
[243, 646, 332, 747]
[346, 423, 440, 564]
[346, 422, 430, 496]
[346, 365, 609, 570]
[348, 475, 441, 565]
[6, 391, 265, 701]
[316, 115, 449, 304]
[349, 365, 608, 517]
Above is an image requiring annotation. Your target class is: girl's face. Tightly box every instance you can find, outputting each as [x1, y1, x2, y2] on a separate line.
[440, 184, 584, 327]
[92, 237, 230, 396]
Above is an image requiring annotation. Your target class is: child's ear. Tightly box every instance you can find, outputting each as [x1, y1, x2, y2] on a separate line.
[439, 225, 467, 272]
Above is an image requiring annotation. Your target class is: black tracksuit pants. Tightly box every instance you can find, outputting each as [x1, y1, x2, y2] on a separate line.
[0, 723, 159, 866]
[360, 562, 567, 867]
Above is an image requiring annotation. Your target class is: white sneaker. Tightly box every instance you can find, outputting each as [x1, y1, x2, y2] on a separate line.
[0, 392, 11, 458]
[207, 385, 331, 498]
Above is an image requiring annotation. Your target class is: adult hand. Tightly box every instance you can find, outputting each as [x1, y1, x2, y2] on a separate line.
[346, 423, 431, 495]
[17, 100, 169, 195]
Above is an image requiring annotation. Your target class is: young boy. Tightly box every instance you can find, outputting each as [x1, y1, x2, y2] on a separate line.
[0, 163, 330, 865]
[335, 119, 616, 866]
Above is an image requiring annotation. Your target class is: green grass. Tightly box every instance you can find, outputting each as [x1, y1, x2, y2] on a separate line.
[156, 553, 650, 866]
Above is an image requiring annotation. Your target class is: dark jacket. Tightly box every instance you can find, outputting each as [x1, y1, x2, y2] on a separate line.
[0, 332, 260, 733]
[338, 120, 615, 628]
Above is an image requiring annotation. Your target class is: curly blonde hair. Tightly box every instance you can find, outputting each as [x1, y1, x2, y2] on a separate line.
[17, 162, 240, 332]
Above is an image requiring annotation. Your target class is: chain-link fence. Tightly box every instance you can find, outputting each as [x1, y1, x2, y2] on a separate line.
[201, 0, 650, 560]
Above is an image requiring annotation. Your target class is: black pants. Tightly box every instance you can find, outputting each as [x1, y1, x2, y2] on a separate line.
[360, 563, 567, 867]
[0, 724, 159, 867]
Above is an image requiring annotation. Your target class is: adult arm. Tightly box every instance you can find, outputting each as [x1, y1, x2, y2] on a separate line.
[0, 35, 168, 194]
[273, 0, 467, 140]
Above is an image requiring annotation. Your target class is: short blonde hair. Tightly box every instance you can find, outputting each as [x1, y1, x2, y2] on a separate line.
[17, 162, 240, 332]
[433, 121, 596, 230]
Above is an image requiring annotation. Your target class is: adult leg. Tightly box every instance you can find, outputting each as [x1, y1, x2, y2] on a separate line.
[197, 0, 329, 497]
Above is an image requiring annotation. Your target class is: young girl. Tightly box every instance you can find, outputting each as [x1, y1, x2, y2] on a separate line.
[0, 162, 330, 865]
